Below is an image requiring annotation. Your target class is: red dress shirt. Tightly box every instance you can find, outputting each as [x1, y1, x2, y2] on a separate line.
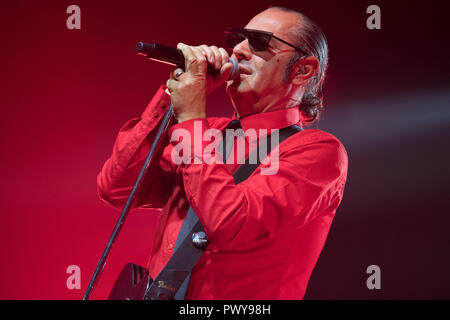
[97, 86, 348, 299]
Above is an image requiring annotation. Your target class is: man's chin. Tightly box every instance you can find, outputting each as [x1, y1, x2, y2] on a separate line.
[226, 78, 250, 97]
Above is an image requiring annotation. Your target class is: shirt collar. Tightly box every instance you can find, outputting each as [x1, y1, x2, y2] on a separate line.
[231, 107, 302, 132]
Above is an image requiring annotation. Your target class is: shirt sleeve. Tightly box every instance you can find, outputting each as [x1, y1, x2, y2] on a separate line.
[168, 118, 348, 247]
[97, 85, 176, 210]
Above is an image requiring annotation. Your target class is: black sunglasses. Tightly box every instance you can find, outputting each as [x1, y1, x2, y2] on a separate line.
[225, 27, 307, 54]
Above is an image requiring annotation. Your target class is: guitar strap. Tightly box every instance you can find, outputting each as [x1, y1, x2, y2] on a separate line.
[145, 121, 303, 300]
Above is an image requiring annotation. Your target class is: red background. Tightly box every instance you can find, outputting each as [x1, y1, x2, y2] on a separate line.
[1, 0, 449, 299]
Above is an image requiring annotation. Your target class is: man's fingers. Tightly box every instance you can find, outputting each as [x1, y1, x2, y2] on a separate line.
[199, 45, 215, 65]
[191, 46, 208, 74]
[177, 43, 207, 75]
[209, 46, 222, 70]
[220, 62, 233, 82]
[198, 45, 230, 70]
[166, 78, 179, 93]
[173, 43, 231, 96]
[218, 47, 230, 66]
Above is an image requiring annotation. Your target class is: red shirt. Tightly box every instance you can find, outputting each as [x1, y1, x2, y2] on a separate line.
[97, 86, 348, 299]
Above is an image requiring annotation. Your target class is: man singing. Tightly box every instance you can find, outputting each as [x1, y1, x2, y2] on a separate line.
[97, 6, 348, 299]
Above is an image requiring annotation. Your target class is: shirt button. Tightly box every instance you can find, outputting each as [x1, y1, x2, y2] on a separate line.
[161, 104, 167, 109]
[153, 111, 159, 119]
[168, 243, 173, 250]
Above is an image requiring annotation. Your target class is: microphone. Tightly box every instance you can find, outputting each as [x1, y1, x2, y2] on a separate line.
[136, 42, 239, 80]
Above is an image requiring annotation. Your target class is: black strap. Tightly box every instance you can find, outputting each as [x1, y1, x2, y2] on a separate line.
[233, 124, 303, 184]
[145, 122, 303, 300]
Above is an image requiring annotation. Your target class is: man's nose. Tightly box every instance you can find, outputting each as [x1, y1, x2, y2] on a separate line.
[232, 38, 252, 61]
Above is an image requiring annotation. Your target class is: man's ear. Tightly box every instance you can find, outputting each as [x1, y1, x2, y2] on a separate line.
[291, 56, 319, 86]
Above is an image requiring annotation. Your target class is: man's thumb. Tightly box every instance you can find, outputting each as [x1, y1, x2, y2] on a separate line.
[220, 62, 234, 82]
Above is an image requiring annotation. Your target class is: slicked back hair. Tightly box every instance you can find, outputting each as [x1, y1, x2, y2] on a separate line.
[269, 6, 329, 123]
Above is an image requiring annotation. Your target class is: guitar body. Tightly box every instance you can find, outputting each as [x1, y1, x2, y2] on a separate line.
[108, 263, 152, 300]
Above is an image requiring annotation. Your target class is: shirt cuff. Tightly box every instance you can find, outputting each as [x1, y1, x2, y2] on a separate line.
[141, 85, 172, 127]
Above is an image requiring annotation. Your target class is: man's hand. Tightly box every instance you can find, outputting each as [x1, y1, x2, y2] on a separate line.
[166, 43, 234, 123]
